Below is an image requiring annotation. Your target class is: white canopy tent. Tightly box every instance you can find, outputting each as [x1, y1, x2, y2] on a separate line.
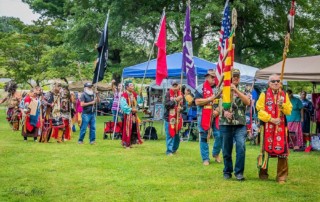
[255, 55, 320, 82]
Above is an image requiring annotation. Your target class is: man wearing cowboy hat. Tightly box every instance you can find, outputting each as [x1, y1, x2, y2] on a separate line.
[195, 69, 222, 166]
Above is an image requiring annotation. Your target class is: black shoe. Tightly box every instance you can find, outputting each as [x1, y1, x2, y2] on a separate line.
[235, 174, 245, 181]
[223, 173, 232, 180]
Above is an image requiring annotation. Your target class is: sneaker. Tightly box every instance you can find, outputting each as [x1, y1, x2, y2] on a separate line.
[203, 160, 209, 166]
[224, 173, 232, 180]
[235, 174, 245, 181]
[78, 141, 84, 144]
[167, 153, 173, 156]
[90, 141, 96, 145]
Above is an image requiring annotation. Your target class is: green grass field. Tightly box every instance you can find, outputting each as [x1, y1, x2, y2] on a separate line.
[0, 109, 320, 202]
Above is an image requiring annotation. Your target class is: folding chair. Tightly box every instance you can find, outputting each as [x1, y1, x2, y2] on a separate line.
[104, 121, 122, 139]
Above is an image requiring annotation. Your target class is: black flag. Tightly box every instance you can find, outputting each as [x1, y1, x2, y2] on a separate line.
[93, 14, 109, 84]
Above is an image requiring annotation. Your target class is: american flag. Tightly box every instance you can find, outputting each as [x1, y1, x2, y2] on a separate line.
[215, 1, 231, 85]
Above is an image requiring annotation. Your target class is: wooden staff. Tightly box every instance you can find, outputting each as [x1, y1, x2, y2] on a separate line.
[176, 77, 183, 134]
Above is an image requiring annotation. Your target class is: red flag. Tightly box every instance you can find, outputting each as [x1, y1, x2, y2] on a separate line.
[155, 14, 167, 86]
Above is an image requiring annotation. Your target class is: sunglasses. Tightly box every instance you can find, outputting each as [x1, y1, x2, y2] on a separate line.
[270, 80, 280, 83]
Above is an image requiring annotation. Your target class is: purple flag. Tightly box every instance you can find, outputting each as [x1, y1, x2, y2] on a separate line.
[182, 4, 196, 89]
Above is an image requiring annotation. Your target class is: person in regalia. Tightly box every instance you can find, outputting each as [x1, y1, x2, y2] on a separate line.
[21, 87, 42, 141]
[120, 80, 143, 149]
[194, 70, 222, 165]
[256, 74, 292, 184]
[163, 80, 184, 156]
[41, 82, 63, 143]
[0, 81, 21, 130]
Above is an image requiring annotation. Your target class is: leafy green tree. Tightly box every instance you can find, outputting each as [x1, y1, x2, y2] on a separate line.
[10, 0, 320, 85]
[0, 20, 63, 87]
[0, 16, 25, 33]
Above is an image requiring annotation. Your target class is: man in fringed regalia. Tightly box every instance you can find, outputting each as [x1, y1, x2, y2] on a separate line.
[0, 81, 21, 130]
[41, 82, 64, 143]
[256, 74, 292, 184]
[58, 84, 73, 141]
[164, 80, 184, 156]
[120, 80, 143, 149]
[21, 87, 42, 141]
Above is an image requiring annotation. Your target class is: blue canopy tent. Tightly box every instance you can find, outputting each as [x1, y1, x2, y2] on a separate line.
[122, 52, 265, 85]
[122, 52, 216, 79]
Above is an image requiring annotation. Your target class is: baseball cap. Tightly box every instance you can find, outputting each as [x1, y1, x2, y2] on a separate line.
[84, 82, 93, 88]
[171, 80, 179, 86]
[232, 68, 240, 75]
[205, 69, 216, 77]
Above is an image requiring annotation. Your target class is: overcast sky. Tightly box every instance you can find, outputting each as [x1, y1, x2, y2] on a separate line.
[0, 0, 40, 24]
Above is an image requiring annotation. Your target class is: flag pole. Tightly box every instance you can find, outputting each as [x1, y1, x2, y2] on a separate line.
[93, 10, 110, 114]
[94, 10, 110, 85]
[177, 0, 191, 133]
[180, 0, 190, 88]
[140, 8, 166, 94]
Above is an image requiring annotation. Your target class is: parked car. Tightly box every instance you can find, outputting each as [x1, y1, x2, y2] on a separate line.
[97, 98, 113, 116]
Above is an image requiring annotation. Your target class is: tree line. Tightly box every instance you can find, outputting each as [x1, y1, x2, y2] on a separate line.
[0, 0, 319, 88]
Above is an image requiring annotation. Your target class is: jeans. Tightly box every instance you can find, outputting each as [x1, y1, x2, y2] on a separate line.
[212, 124, 222, 157]
[78, 113, 96, 143]
[220, 125, 247, 176]
[112, 109, 123, 123]
[198, 116, 221, 162]
[164, 121, 180, 155]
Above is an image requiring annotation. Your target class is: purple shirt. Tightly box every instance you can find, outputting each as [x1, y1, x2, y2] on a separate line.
[112, 91, 122, 111]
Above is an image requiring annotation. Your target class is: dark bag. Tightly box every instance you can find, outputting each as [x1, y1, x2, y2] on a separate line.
[143, 126, 158, 140]
[51, 117, 64, 127]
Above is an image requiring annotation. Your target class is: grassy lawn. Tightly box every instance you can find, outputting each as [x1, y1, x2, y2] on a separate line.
[0, 109, 320, 202]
